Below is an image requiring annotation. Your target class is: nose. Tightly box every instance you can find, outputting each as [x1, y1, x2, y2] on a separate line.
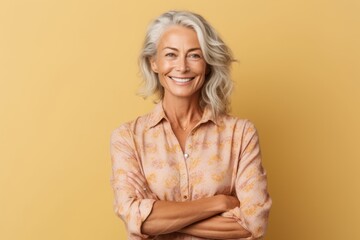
[176, 55, 189, 72]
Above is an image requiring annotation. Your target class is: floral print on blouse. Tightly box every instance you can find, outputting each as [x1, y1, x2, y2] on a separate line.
[110, 103, 272, 239]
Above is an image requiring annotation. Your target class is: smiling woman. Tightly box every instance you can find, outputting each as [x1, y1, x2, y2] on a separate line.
[150, 26, 207, 114]
[110, 10, 272, 239]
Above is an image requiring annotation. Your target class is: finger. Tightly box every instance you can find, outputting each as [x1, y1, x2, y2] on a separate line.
[129, 172, 151, 191]
[128, 172, 152, 195]
[143, 190, 153, 199]
[132, 171, 148, 183]
[138, 184, 153, 199]
[127, 172, 154, 199]
[126, 178, 138, 195]
[128, 172, 146, 188]
[127, 175, 144, 193]
[150, 192, 159, 200]
[127, 175, 149, 199]
[129, 179, 146, 199]
[135, 189, 145, 199]
[126, 175, 136, 189]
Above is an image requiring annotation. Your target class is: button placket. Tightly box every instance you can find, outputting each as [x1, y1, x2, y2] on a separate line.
[181, 133, 193, 200]
[180, 127, 199, 201]
[179, 148, 189, 201]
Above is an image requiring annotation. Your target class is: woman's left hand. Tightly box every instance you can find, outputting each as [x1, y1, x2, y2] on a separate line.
[127, 171, 158, 200]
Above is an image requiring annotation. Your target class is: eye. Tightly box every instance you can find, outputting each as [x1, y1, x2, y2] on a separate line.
[165, 52, 176, 58]
[188, 53, 201, 59]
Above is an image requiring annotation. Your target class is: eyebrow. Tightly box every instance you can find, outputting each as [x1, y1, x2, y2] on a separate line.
[162, 47, 202, 52]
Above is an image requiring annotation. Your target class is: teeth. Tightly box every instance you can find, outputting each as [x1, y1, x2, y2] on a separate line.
[170, 77, 193, 83]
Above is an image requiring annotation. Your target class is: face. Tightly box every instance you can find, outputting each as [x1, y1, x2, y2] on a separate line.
[150, 25, 207, 101]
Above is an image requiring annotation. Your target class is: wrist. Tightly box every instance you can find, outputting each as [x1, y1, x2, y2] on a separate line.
[213, 194, 229, 212]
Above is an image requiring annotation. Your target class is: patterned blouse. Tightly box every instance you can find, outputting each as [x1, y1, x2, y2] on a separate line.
[110, 103, 272, 239]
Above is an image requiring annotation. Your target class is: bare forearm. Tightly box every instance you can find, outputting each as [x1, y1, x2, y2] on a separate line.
[179, 215, 252, 239]
[141, 195, 237, 236]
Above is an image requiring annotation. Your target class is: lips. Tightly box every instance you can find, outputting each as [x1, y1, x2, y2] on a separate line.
[169, 76, 195, 83]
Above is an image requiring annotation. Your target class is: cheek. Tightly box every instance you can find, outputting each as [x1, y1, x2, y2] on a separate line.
[156, 60, 173, 73]
[193, 62, 207, 74]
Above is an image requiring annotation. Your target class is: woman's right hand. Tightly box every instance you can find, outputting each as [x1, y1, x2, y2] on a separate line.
[126, 171, 159, 200]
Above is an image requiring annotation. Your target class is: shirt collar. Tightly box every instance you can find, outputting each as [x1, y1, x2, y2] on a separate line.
[146, 102, 218, 130]
[147, 102, 167, 129]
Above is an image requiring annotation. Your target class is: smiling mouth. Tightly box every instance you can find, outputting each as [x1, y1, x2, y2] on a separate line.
[169, 76, 195, 83]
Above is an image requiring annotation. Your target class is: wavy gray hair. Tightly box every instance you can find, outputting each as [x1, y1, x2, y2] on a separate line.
[138, 10, 235, 116]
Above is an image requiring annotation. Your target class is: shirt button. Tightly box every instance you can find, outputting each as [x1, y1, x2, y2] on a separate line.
[184, 153, 189, 159]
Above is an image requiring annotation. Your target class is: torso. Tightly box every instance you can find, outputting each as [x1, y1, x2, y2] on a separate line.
[112, 103, 268, 239]
[124, 108, 251, 202]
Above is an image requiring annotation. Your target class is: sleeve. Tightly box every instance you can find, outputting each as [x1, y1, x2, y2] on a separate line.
[221, 121, 272, 239]
[110, 125, 157, 240]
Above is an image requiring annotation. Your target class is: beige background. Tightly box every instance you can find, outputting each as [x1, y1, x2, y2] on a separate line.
[1, 0, 359, 239]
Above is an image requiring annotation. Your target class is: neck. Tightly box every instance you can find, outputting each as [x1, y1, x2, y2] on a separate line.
[162, 94, 203, 130]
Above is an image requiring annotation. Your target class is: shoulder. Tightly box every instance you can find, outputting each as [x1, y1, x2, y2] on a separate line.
[218, 114, 257, 132]
[111, 111, 154, 141]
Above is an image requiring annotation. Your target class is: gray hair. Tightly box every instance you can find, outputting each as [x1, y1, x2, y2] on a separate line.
[138, 10, 235, 116]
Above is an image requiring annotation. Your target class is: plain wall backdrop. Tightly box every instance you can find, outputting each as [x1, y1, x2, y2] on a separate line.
[1, 0, 359, 239]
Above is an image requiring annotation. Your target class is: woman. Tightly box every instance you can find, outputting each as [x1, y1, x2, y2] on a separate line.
[110, 11, 272, 239]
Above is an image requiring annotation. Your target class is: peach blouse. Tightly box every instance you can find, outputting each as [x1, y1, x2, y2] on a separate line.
[110, 103, 272, 239]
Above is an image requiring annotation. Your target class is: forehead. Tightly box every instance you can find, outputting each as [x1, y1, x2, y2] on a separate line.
[157, 25, 201, 49]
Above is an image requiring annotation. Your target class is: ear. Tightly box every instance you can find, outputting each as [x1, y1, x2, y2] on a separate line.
[150, 57, 158, 73]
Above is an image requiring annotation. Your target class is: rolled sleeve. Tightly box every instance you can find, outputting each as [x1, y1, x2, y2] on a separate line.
[222, 122, 272, 239]
[110, 125, 156, 239]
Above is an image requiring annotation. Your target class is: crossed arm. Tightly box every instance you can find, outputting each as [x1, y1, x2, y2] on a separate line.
[127, 172, 252, 239]
[111, 123, 271, 239]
